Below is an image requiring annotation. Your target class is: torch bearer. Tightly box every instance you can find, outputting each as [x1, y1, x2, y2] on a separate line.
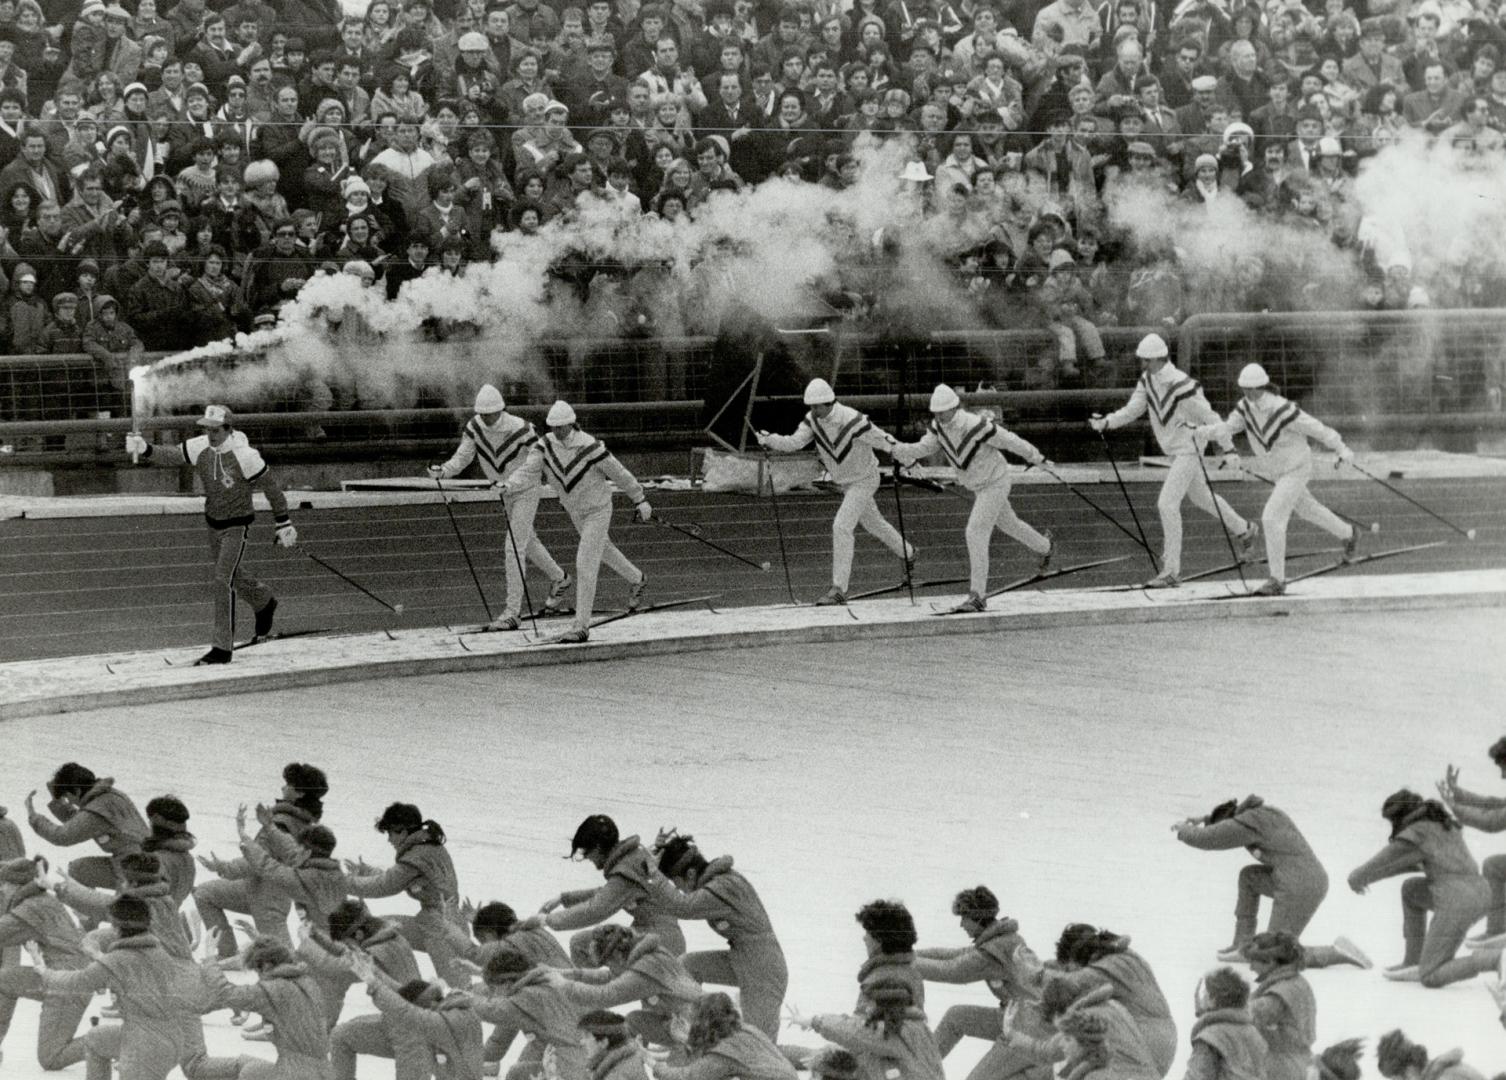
[128, 364, 150, 463]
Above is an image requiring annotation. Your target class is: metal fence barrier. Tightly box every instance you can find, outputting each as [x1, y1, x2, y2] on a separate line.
[3, 312, 1503, 464]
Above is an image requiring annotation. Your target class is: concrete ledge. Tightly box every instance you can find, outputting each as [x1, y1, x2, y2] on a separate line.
[4, 569, 1504, 719]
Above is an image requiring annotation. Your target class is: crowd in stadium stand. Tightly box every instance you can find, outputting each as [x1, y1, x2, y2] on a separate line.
[0, 0, 1504, 371]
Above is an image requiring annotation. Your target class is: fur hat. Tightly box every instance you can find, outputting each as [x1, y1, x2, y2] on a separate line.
[244, 159, 280, 187]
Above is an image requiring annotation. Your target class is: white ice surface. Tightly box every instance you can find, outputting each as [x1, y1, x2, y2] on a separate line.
[2, 610, 1504, 1077]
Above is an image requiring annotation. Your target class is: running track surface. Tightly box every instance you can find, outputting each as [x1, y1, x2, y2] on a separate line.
[4, 477, 1504, 662]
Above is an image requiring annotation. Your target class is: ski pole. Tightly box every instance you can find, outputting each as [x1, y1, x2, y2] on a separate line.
[496, 487, 539, 634]
[298, 549, 405, 614]
[651, 517, 773, 572]
[434, 478, 493, 622]
[1342, 461, 1478, 540]
[1242, 468, 1379, 535]
[1035, 463, 1158, 558]
[890, 464, 916, 605]
[757, 442, 799, 604]
[1188, 444, 1248, 592]
[1091, 418, 1157, 573]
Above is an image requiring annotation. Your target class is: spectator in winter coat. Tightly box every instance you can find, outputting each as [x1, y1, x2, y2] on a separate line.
[126, 241, 190, 350]
[37, 292, 85, 354]
[58, 168, 136, 267]
[4, 263, 48, 352]
[81, 295, 142, 408]
[244, 220, 318, 314]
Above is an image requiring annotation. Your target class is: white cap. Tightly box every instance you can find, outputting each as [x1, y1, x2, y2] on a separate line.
[196, 404, 233, 427]
[475, 383, 505, 413]
[1237, 363, 1270, 389]
[1135, 333, 1169, 360]
[546, 400, 577, 426]
[803, 378, 836, 406]
[929, 384, 960, 412]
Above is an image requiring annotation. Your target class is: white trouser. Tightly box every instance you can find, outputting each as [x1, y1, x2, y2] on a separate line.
[565, 501, 641, 629]
[966, 481, 1050, 595]
[1261, 463, 1353, 581]
[1158, 455, 1250, 577]
[501, 489, 563, 618]
[832, 479, 910, 591]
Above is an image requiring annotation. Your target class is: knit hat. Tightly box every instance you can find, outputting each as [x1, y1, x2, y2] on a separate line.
[1316, 136, 1342, 156]
[103, 3, 131, 19]
[546, 400, 577, 426]
[97, 294, 118, 310]
[343, 259, 375, 282]
[1048, 248, 1076, 271]
[15, 262, 36, 284]
[1194, 153, 1219, 171]
[78, 258, 101, 276]
[342, 175, 370, 197]
[929, 383, 960, 412]
[458, 31, 488, 50]
[544, 100, 569, 117]
[1237, 363, 1270, 388]
[803, 378, 836, 405]
[53, 291, 79, 310]
[0, 857, 37, 885]
[123, 81, 148, 99]
[475, 383, 505, 413]
[1136, 333, 1168, 359]
[244, 159, 280, 186]
[105, 124, 133, 147]
[1223, 121, 1253, 143]
[108, 895, 152, 932]
[1191, 74, 1217, 92]
[186, 82, 210, 100]
[79, 0, 105, 16]
[522, 92, 550, 112]
[1126, 140, 1156, 156]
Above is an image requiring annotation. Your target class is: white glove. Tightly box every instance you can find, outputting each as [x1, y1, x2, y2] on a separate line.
[274, 523, 298, 548]
[1336, 446, 1354, 465]
[754, 430, 771, 448]
[1088, 416, 1108, 433]
[125, 432, 147, 457]
[427, 464, 446, 477]
[636, 501, 652, 522]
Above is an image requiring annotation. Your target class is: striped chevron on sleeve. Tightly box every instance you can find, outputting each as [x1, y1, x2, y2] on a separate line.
[930, 415, 1000, 470]
[541, 438, 610, 492]
[466, 418, 539, 478]
[1144, 373, 1201, 427]
[1236, 398, 1301, 452]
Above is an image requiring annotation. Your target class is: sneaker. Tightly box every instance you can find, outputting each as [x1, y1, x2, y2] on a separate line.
[1237, 523, 1261, 562]
[487, 614, 520, 632]
[195, 647, 233, 666]
[556, 627, 589, 644]
[1144, 571, 1181, 589]
[954, 593, 986, 613]
[252, 597, 277, 640]
[1036, 531, 1055, 576]
[544, 574, 572, 611]
[1467, 931, 1506, 950]
[627, 574, 648, 611]
[1382, 965, 1420, 982]
[1215, 945, 1248, 963]
[1333, 937, 1373, 970]
[1252, 578, 1286, 597]
[1342, 524, 1361, 562]
[814, 586, 848, 606]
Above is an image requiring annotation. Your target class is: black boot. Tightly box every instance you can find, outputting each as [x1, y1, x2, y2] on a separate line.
[253, 597, 277, 640]
[195, 647, 233, 666]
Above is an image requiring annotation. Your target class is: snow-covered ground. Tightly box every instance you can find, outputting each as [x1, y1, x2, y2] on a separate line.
[2, 609, 1504, 1077]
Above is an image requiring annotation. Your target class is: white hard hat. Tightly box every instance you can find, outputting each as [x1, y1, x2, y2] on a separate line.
[1135, 333, 1169, 360]
[475, 383, 505, 413]
[196, 404, 233, 427]
[929, 384, 960, 413]
[546, 400, 577, 426]
[803, 378, 836, 406]
[1237, 363, 1270, 389]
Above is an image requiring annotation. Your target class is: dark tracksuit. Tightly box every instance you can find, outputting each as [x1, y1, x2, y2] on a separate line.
[28, 778, 149, 888]
[913, 917, 1052, 1080]
[0, 883, 92, 1069]
[1348, 812, 1494, 987]
[346, 831, 465, 987]
[1181, 1008, 1268, 1080]
[645, 855, 787, 1038]
[1249, 965, 1314, 1080]
[546, 835, 685, 960]
[555, 933, 703, 1045]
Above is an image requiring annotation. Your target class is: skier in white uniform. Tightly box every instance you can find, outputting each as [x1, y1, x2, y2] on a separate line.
[756, 379, 915, 605]
[1090, 334, 1257, 587]
[891, 384, 1053, 612]
[504, 400, 651, 642]
[429, 383, 571, 630]
[1195, 363, 1359, 596]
